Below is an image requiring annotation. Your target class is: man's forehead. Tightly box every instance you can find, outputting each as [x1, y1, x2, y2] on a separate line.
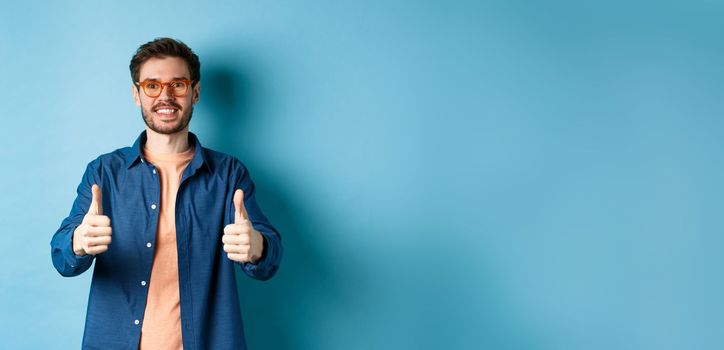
[139, 56, 190, 80]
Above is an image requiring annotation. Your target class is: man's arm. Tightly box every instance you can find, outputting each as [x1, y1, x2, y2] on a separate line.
[50, 160, 101, 277]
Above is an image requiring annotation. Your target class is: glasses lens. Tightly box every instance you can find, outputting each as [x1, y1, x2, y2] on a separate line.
[171, 80, 189, 96]
[143, 81, 162, 97]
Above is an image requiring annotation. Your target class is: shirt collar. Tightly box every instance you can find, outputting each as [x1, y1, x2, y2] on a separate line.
[125, 130, 211, 173]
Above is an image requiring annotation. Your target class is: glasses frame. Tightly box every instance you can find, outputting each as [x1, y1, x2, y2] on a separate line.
[135, 79, 194, 98]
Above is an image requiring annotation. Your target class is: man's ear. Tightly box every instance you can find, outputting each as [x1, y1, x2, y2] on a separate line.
[132, 84, 141, 107]
[192, 82, 200, 105]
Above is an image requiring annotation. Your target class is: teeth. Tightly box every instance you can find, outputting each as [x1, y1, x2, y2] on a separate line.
[156, 109, 176, 114]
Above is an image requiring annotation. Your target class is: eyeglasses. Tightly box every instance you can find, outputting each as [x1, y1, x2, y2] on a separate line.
[135, 79, 193, 98]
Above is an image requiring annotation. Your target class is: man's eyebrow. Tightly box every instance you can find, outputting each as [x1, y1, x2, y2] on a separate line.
[139, 76, 190, 82]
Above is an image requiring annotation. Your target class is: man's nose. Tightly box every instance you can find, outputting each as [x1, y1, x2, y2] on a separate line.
[158, 84, 176, 100]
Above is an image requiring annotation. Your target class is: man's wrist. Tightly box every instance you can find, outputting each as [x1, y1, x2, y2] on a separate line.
[72, 227, 86, 256]
[250, 230, 265, 264]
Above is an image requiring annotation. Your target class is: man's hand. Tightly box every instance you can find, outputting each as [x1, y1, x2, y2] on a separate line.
[223, 189, 264, 264]
[72, 184, 113, 256]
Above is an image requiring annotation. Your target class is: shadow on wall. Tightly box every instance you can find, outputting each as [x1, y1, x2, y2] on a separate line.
[199, 51, 546, 350]
[202, 55, 351, 349]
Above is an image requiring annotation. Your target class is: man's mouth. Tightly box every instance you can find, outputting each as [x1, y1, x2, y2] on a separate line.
[153, 106, 180, 118]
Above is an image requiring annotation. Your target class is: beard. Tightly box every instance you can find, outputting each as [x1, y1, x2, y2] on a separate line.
[140, 101, 194, 135]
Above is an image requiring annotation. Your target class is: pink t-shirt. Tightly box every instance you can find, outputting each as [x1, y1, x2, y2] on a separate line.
[139, 144, 195, 350]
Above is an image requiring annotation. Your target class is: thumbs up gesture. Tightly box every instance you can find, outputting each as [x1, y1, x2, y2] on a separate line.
[222, 189, 264, 263]
[72, 184, 113, 256]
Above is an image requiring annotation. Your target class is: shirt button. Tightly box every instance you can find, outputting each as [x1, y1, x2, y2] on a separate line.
[152, 169, 156, 174]
[141, 281, 147, 286]
[134, 319, 140, 325]
[146, 242, 152, 248]
[151, 204, 157, 210]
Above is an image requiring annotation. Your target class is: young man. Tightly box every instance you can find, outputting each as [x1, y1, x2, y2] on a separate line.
[50, 38, 283, 349]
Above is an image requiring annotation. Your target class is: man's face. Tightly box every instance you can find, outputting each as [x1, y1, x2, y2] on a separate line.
[132, 56, 200, 135]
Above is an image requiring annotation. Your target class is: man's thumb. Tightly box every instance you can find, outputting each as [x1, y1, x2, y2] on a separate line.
[89, 184, 102, 215]
[233, 189, 248, 223]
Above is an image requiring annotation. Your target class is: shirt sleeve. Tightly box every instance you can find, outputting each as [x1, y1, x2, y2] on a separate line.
[231, 159, 283, 281]
[50, 158, 101, 277]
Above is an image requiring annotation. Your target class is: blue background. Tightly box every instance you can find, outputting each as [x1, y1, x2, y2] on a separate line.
[1, 1, 723, 349]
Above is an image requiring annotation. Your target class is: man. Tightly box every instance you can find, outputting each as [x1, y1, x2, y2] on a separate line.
[50, 38, 283, 349]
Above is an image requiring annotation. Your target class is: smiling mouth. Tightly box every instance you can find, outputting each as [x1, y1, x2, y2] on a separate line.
[154, 107, 179, 118]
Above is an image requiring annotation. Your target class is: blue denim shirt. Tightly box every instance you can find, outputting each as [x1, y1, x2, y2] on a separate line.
[50, 130, 283, 349]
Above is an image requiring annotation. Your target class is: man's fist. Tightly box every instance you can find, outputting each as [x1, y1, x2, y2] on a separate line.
[73, 184, 113, 256]
[222, 189, 264, 263]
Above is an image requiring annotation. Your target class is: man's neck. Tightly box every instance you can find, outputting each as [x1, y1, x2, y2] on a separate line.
[144, 127, 191, 154]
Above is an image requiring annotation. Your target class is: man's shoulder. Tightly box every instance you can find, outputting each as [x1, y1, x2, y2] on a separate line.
[81, 146, 133, 170]
[200, 147, 248, 172]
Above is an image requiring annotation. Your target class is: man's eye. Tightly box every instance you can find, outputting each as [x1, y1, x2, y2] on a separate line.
[146, 83, 159, 89]
[172, 81, 185, 88]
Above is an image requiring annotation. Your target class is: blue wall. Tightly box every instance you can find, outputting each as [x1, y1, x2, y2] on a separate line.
[1, 1, 723, 349]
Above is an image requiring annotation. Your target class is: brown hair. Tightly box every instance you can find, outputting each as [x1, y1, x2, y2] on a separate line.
[129, 37, 201, 86]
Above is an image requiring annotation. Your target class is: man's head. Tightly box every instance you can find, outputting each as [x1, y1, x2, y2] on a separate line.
[130, 38, 201, 135]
